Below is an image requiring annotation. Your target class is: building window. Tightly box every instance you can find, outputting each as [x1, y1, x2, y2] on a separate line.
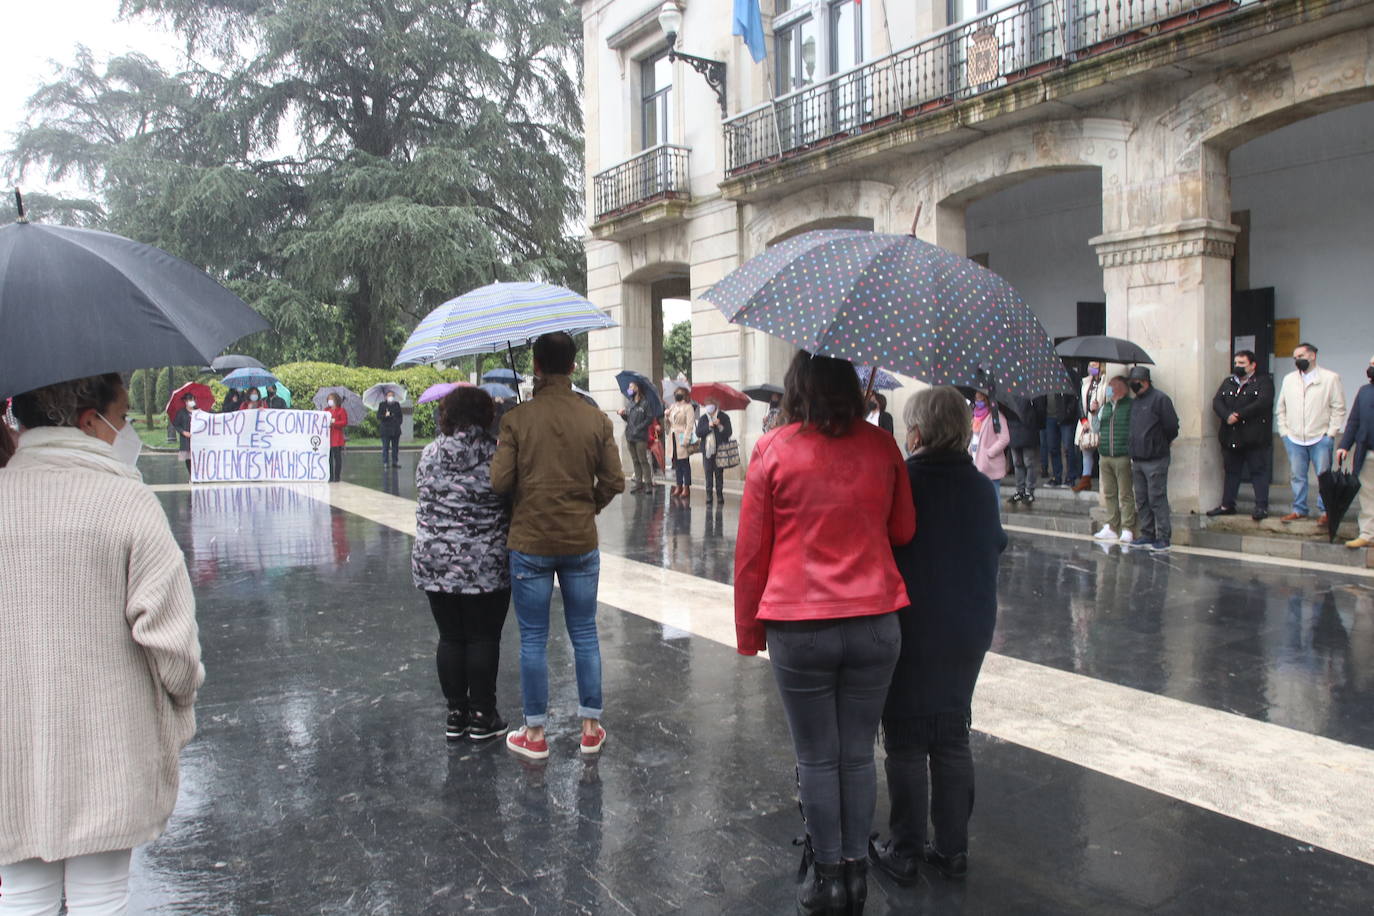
[948, 0, 991, 24]
[775, 9, 819, 93]
[829, 0, 863, 74]
[640, 52, 673, 150]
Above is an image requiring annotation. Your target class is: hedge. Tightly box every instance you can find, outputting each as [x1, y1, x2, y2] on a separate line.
[269, 362, 474, 439]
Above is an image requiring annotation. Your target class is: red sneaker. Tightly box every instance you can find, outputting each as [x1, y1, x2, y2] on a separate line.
[505, 728, 549, 760]
[580, 725, 607, 755]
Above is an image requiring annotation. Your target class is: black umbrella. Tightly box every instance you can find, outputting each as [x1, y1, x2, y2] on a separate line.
[0, 197, 269, 398]
[744, 383, 784, 403]
[212, 354, 266, 371]
[702, 229, 1073, 403]
[1055, 335, 1155, 365]
[615, 370, 663, 416]
[1318, 459, 1362, 544]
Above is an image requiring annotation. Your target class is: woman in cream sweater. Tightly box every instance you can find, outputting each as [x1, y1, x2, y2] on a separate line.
[0, 373, 204, 914]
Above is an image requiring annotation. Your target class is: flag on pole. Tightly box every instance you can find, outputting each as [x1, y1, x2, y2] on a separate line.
[733, 0, 767, 63]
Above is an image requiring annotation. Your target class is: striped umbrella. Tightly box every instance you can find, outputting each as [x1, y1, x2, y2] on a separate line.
[393, 282, 617, 366]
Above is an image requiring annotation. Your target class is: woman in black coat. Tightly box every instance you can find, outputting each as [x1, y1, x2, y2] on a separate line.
[870, 386, 1008, 884]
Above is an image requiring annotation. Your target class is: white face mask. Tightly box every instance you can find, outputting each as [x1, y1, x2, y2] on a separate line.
[386, 395, 395, 402]
[97, 413, 142, 467]
[706, 404, 717, 415]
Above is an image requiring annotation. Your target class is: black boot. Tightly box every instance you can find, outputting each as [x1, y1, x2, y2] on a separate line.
[797, 860, 846, 916]
[843, 859, 867, 915]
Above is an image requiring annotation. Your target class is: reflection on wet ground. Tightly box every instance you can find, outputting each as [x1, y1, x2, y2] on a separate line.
[127, 455, 1373, 912]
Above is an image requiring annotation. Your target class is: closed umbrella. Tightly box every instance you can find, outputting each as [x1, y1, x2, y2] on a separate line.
[363, 383, 409, 410]
[1318, 459, 1362, 544]
[1055, 336, 1155, 365]
[223, 367, 279, 390]
[0, 200, 269, 399]
[691, 382, 750, 411]
[166, 382, 215, 423]
[313, 386, 366, 425]
[743, 383, 784, 403]
[702, 229, 1072, 403]
[616, 370, 663, 416]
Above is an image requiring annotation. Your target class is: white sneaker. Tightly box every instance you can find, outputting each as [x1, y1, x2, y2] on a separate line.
[1119, 530, 1135, 544]
[1094, 525, 1118, 540]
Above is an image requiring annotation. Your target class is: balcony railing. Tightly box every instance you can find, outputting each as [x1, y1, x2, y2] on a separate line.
[592, 144, 692, 221]
[724, 0, 1239, 175]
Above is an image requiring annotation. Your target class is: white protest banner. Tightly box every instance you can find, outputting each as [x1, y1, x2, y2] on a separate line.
[189, 409, 331, 483]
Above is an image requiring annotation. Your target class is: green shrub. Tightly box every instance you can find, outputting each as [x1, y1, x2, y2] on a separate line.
[268, 361, 470, 437]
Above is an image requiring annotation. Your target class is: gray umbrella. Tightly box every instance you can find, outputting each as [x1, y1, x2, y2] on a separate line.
[1055, 336, 1155, 365]
[212, 354, 266, 371]
[0, 202, 269, 398]
[313, 386, 367, 425]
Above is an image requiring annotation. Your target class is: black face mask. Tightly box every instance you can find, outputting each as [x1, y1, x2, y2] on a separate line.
[1233, 365, 1247, 379]
[1295, 358, 1311, 373]
[1129, 381, 1144, 394]
[1367, 366, 1374, 382]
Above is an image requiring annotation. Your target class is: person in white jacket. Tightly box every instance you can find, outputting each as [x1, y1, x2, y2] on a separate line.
[0, 373, 204, 914]
[1276, 342, 1347, 525]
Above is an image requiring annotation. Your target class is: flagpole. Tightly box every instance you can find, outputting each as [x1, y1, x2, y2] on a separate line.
[764, 71, 785, 160]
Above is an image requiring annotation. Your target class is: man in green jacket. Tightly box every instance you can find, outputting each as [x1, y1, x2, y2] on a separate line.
[1093, 375, 1136, 543]
[491, 332, 625, 760]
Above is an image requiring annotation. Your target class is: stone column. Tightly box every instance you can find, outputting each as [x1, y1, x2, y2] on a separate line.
[1090, 219, 1239, 513]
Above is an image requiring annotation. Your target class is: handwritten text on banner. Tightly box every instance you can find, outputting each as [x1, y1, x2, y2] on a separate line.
[190, 409, 331, 483]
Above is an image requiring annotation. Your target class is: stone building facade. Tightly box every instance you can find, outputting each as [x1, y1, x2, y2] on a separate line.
[580, 0, 1374, 509]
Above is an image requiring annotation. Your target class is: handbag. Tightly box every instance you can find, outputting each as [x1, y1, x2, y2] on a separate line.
[1075, 417, 1099, 450]
[715, 439, 741, 469]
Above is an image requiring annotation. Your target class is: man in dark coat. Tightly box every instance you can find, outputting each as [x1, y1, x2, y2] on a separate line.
[1127, 366, 1179, 551]
[377, 390, 404, 468]
[1207, 350, 1274, 521]
[265, 384, 287, 410]
[1005, 395, 1045, 504]
[1336, 353, 1374, 548]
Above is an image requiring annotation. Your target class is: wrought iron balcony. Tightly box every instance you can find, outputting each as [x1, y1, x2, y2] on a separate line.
[723, 0, 1240, 175]
[592, 144, 692, 222]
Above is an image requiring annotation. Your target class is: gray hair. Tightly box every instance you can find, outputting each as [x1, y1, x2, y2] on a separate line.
[903, 386, 972, 454]
[11, 373, 124, 429]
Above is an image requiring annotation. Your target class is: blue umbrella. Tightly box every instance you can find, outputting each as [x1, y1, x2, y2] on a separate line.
[0, 210, 269, 398]
[393, 282, 617, 365]
[482, 368, 524, 385]
[702, 229, 1072, 402]
[480, 382, 517, 401]
[223, 367, 279, 390]
[616, 370, 663, 416]
[855, 366, 900, 391]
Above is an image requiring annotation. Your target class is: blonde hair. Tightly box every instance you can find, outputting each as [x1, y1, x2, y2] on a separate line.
[903, 386, 972, 454]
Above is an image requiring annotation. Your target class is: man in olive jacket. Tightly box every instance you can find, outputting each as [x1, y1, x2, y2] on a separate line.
[491, 332, 625, 760]
[1208, 350, 1275, 521]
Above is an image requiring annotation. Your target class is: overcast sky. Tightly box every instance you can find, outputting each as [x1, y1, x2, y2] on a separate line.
[4, 0, 183, 196]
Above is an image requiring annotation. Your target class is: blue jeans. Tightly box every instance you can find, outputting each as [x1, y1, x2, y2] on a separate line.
[1045, 418, 1080, 482]
[1283, 436, 1334, 515]
[510, 549, 603, 726]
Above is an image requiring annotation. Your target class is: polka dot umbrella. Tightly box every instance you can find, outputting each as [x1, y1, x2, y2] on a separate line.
[702, 229, 1074, 403]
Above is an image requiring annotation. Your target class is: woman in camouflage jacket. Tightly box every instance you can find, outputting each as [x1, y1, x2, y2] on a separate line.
[412, 387, 513, 742]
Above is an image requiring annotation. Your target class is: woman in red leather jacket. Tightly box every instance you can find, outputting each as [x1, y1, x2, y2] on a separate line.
[735, 351, 916, 915]
[325, 394, 348, 482]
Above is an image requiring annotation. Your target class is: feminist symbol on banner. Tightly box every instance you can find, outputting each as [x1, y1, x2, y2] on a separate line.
[310, 436, 321, 452]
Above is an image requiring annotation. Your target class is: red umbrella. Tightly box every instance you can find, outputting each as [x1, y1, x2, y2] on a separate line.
[166, 382, 215, 423]
[691, 381, 749, 411]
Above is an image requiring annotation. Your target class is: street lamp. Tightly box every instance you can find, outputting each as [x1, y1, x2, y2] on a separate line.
[657, 1, 728, 118]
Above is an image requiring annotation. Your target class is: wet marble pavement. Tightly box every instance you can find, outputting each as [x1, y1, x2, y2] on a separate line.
[129, 454, 1374, 913]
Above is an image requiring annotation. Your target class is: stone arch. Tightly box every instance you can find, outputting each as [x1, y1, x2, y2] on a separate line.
[620, 259, 690, 387]
[742, 179, 895, 257]
[902, 119, 1131, 248]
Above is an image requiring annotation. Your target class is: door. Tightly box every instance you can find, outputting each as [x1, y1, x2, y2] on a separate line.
[1231, 288, 1275, 373]
[1076, 301, 1106, 337]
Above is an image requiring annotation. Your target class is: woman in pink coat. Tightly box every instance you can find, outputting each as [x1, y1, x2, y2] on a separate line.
[969, 392, 1010, 481]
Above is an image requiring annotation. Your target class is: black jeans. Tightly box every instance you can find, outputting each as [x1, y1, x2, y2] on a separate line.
[674, 457, 691, 487]
[1221, 445, 1271, 511]
[884, 712, 977, 859]
[426, 589, 511, 714]
[381, 434, 400, 466]
[329, 446, 344, 482]
[767, 614, 901, 863]
[702, 455, 724, 498]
